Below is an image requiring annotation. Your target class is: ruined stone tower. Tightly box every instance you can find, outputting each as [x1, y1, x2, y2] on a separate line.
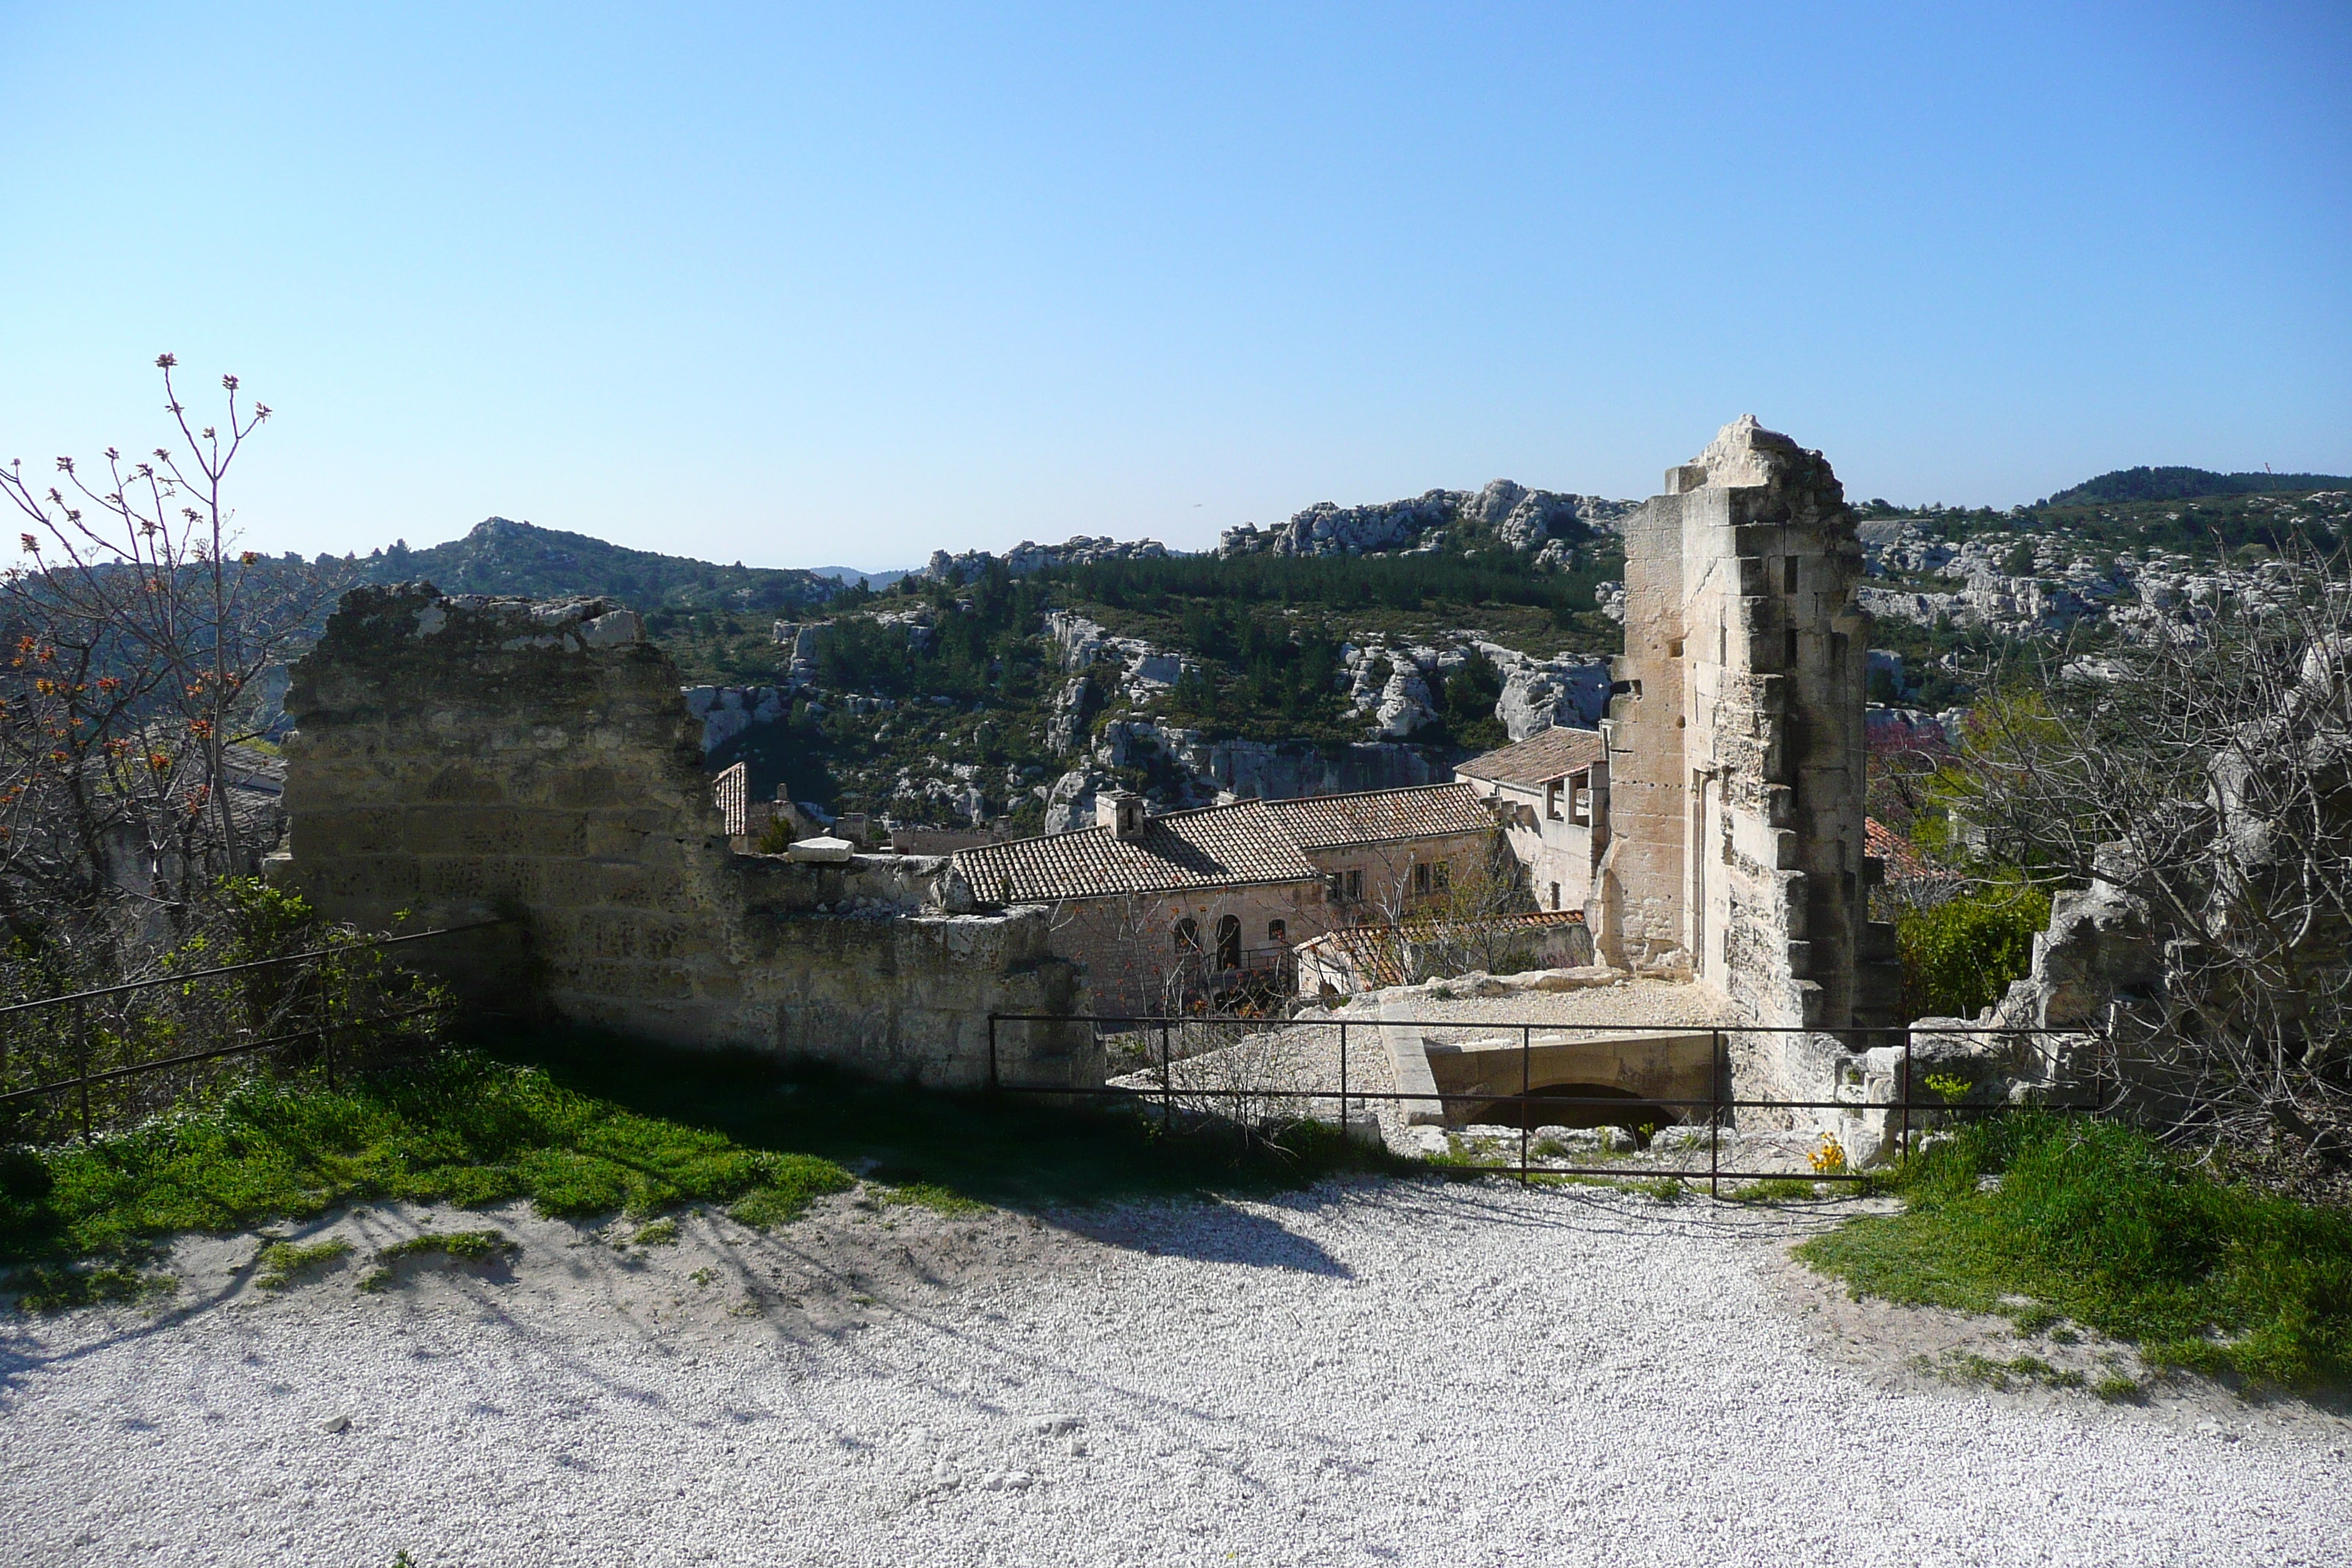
[1591, 416, 1901, 1039]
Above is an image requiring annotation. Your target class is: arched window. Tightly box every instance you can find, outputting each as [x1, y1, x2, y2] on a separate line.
[1173, 917, 1200, 954]
[1267, 919, 1287, 947]
[1215, 914, 1242, 970]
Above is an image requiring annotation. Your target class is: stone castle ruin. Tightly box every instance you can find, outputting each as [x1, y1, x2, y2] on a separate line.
[269, 416, 1905, 1139]
[272, 586, 1094, 1089]
[1593, 415, 1903, 1104]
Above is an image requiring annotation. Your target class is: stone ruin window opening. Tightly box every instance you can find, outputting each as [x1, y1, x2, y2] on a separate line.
[1549, 881, 1562, 911]
[1214, 914, 1242, 970]
[1831, 631, 1850, 676]
[1569, 772, 1593, 826]
[1545, 779, 1564, 821]
[1784, 627, 1800, 668]
[1782, 554, 1799, 594]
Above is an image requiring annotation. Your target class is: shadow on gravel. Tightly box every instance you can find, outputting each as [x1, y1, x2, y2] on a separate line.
[1047, 1203, 1352, 1275]
[491, 1025, 1407, 1229]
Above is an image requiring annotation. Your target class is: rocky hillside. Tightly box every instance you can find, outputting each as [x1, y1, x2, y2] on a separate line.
[341, 465, 2348, 837]
[1217, 478, 1638, 570]
[361, 517, 840, 612]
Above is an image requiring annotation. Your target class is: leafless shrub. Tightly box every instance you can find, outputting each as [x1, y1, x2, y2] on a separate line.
[0, 358, 351, 973]
[1945, 539, 2352, 1167]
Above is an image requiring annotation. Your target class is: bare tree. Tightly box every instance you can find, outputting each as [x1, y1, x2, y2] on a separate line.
[0, 357, 350, 954]
[1341, 833, 1547, 988]
[1943, 540, 2352, 1165]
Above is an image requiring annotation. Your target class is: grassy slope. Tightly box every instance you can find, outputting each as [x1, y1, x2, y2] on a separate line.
[1797, 1114, 2352, 1390]
[0, 1029, 1406, 1307]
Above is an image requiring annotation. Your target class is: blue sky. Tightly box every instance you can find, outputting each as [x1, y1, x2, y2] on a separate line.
[2, 3, 2345, 568]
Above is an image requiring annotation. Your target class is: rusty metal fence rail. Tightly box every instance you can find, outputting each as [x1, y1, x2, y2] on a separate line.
[0, 919, 511, 1142]
[987, 1013, 2109, 1198]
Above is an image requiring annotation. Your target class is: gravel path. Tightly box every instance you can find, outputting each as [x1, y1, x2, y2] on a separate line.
[3, 1180, 2345, 1567]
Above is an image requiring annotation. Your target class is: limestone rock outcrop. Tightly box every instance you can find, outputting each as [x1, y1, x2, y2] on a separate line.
[1218, 482, 1637, 562]
[924, 535, 1170, 583]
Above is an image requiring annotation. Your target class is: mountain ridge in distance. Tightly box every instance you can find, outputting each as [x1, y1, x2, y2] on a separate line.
[356, 516, 837, 611]
[2043, 466, 2351, 508]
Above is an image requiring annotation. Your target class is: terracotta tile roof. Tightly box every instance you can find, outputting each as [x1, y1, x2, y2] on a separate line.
[951, 782, 1497, 904]
[1865, 815, 1957, 887]
[1258, 783, 1496, 850]
[1452, 726, 1607, 788]
[953, 799, 1319, 902]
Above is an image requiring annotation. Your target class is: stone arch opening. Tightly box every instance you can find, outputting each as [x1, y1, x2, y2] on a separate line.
[1458, 1082, 1677, 1132]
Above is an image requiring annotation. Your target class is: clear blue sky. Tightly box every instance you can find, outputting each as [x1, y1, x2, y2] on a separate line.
[3, 2, 2345, 569]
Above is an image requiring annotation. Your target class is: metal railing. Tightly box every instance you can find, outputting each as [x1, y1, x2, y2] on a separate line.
[985, 1013, 2108, 1197]
[0, 918, 511, 1142]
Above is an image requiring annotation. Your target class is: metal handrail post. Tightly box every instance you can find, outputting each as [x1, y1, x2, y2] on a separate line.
[74, 998, 91, 1144]
[1159, 1020, 1173, 1134]
[1899, 1024, 1912, 1166]
[1710, 1028, 1722, 1200]
[1519, 1024, 1531, 1184]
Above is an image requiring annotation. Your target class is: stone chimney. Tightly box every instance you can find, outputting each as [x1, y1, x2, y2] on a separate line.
[1096, 789, 1147, 840]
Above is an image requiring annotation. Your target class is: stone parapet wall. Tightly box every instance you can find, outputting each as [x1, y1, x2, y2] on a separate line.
[276, 584, 1093, 1088]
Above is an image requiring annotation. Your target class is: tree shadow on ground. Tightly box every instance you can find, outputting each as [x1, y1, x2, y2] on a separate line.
[482, 1023, 1408, 1224]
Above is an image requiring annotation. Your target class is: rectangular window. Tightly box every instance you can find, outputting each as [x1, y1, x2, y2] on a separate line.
[1346, 868, 1362, 902]
[1413, 863, 1431, 895]
[1783, 555, 1799, 593]
[1545, 780, 1564, 821]
[1831, 632, 1849, 676]
[1433, 862, 1450, 890]
[1784, 627, 1799, 668]
[1550, 882, 1561, 911]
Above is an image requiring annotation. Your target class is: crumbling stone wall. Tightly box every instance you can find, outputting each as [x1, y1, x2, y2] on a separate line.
[1592, 418, 1900, 1106]
[276, 585, 1094, 1087]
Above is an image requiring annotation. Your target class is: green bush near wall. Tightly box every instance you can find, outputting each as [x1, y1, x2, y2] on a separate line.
[1896, 878, 2051, 1019]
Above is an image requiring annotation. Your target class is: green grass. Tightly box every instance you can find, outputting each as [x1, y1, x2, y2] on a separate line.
[880, 1181, 990, 1217]
[1733, 1177, 1838, 1204]
[255, 1236, 352, 1290]
[1796, 1112, 2352, 1390]
[0, 1025, 1410, 1304]
[1913, 1349, 2087, 1393]
[376, 1229, 511, 1264]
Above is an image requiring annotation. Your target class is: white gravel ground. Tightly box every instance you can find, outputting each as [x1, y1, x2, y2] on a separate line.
[4, 1178, 2347, 1567]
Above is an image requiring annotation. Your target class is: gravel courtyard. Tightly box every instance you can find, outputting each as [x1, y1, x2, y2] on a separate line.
[3, 1177, 2345, 1567]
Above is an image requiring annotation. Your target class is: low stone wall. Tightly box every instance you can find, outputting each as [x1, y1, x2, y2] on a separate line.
[276, 584, 1095, 1088]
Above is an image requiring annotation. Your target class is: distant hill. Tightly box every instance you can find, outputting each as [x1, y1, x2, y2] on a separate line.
[807, 565, 915, 591]
[360, 518, 838, 612]
[2044, 467, 2351, 508]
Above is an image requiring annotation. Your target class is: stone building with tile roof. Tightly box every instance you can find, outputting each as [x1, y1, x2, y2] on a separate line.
[951, 782, 1504, 1014]
[1452, 725, 1610, 918]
